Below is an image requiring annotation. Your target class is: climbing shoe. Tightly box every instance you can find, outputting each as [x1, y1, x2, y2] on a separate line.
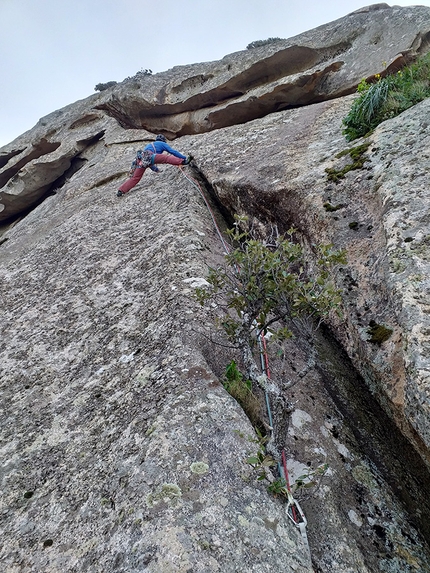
[183, 155, 193, 165]
[117, 190, 125, 197]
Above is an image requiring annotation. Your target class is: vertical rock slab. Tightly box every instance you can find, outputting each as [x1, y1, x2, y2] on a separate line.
[0, 145, 312, 572]
[192, 95, 430, 467]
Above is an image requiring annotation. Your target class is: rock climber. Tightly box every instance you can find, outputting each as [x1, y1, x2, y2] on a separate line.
[117, 134, 192, 196]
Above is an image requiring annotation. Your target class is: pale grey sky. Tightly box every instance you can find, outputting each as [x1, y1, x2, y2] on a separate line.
[1, 0, 429, 147]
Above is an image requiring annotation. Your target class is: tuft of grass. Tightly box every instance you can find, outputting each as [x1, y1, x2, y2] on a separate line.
[246, 37, 284, 49]
[343, 53, 430, 141]
[223, 361, 262, 429]
[94, 81, 117, 92]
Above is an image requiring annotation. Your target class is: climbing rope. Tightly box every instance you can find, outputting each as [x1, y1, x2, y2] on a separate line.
[178, 165, 311, 555]
[179, 167, 231, 254]
[258, 331, 310, 554]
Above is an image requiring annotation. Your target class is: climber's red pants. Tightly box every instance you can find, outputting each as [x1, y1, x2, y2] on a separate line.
[118, 154, 185, 193]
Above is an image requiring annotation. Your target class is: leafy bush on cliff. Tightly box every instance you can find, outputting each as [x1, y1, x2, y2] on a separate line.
[124, 68, 153, 82]
[196, 216, 346, 387]
[246, 37, 284, 49]
[94, 81, 117, 92]
[343, 53, 430, 140]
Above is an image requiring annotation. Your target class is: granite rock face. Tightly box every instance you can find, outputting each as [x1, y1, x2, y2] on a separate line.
[193, 95, 430, 464]
[1, 4, 430, 221]
[96, 4, 430, 136]
[0, 137, 313, 572]
[1, 4, 430, 573]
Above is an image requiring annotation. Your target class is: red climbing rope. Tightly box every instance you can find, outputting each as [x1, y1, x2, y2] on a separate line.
[179, 164, 310, 554]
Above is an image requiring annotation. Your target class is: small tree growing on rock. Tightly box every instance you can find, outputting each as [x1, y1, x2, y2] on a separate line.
[196, 216, 346, 411]
[94, 81, 117, 91]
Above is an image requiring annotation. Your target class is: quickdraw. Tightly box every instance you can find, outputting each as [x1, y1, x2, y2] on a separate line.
[179, 165, 312, 558]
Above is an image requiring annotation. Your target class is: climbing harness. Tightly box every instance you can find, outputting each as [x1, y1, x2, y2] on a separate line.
[178, 165, 311, 557]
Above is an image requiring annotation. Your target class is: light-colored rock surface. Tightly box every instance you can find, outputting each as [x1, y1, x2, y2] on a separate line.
[96, 4, 430, 136]
[2, 112, 430, 571]
[0, 147, 312, 572]
[192, 95, 430, 466]
[1, 4, 429, 221]
[1, 4, 430, 572]
[371, 103, 430, 452]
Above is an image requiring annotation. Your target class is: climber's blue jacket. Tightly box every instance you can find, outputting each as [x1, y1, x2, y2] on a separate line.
[144, 141, 186, 160]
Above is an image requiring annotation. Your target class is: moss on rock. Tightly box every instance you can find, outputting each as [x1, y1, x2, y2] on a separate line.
[326, 142, 371, 183]
[367, 321, 393, 344]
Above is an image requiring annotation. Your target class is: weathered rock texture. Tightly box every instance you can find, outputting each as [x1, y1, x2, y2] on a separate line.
[1, 4, 430, 221]
[95, 3, 430, 136]
[1, 4, 430, 573]
[194, 94, 430, 464]
[0, 143, 312, 573]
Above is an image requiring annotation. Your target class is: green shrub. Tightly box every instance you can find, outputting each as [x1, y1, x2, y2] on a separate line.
[135, 68, 152, 77]
[94, 81, 117, 92]
[246, 37, 284, 50]
[343, 53, 430, 141]
[196, 216, 346, 386]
